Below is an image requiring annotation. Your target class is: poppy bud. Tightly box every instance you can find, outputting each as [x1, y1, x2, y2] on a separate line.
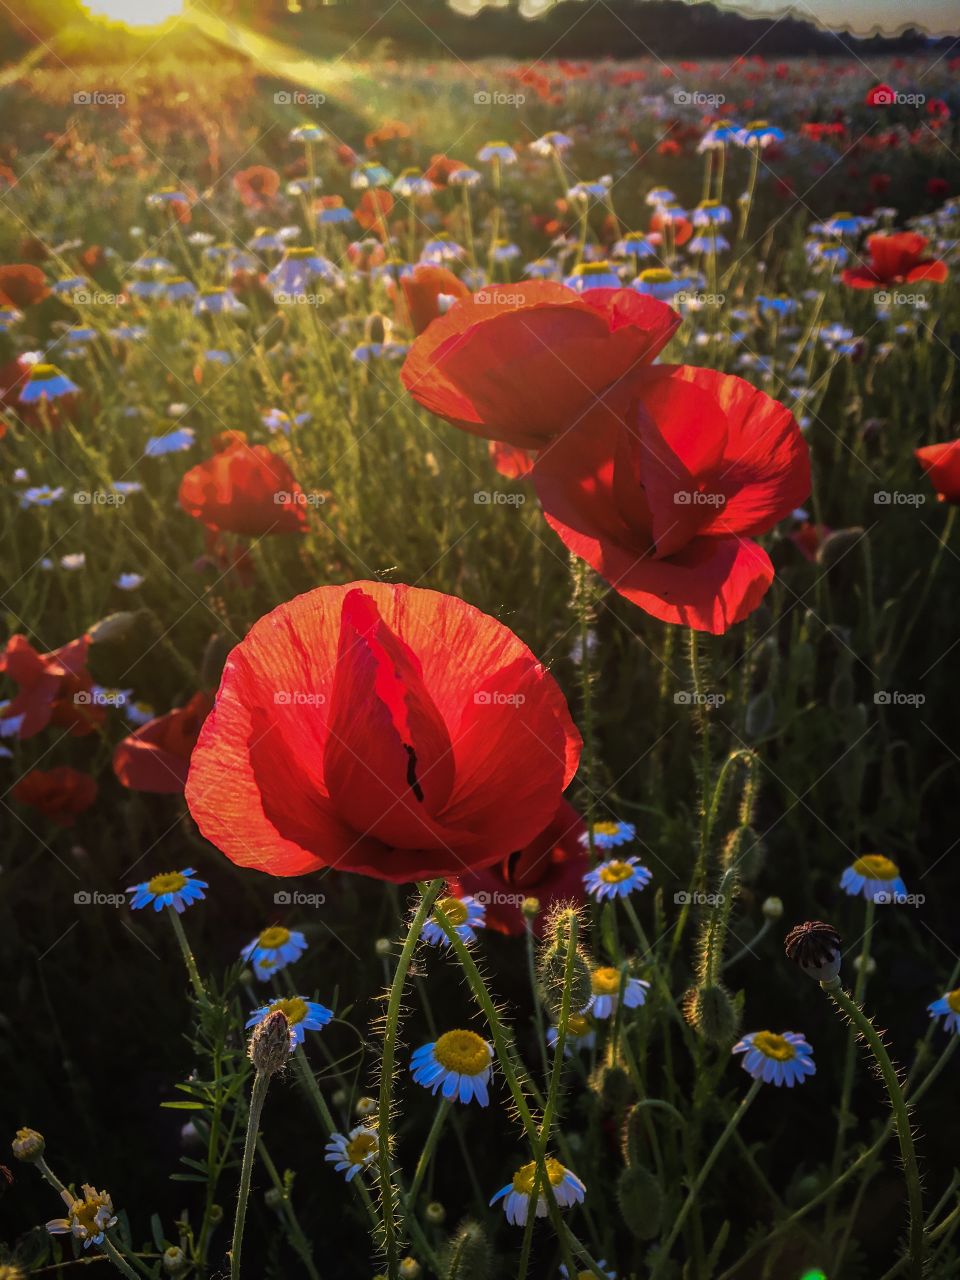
[591, 1061, 632, 1111]
[248, 1009, 291, 1074]
[538, 928, 592, 1022]
[87, 611, 140, 646]
[784, 920, 842, 983]
[617, 1164, 662, 1240]
[425, 1202, 445, 1224]
[817, 527, 865, 570]
[441, 1220, 491, 1280]
[11, 1128, 44, 1162]
[684, 983, 740, 1045]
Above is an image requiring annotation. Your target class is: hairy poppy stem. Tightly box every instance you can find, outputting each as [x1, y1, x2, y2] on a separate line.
[820, 976, 925, 1279]
[230, 1068, 271, 1280]
[378, 879, 444, 1279]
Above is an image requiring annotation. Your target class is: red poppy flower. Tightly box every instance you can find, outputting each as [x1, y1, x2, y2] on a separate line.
[926, 177, 950, 199]
[790, 521, 831, 562]
[399, 264, 471, 336]
[424, 154, 468, 186]
[0, 264, 49, 308]
[185, 582, 580, 882]
[0, 635, 102, 739]
[489, 440, 535, 480]
[113, 692, 213, 794]
[12, 766, 97, 826]
[866, 83, 896, 107]
[532, 365, 810, 634]
[355, 189, 394, 236]
[401, 283, 680, 451]
[649, 209, 692, 247]
[233, 165, 280, 209]
[450, 799, 587, 936]
[178, 438, 309, 536]
[916, 439, 960, 504]
[841, 232, 948, 288]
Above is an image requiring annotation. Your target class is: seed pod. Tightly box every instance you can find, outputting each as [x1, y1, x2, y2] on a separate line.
[617, 1164, 662, 1240]
[442, 1220, 492, 1280]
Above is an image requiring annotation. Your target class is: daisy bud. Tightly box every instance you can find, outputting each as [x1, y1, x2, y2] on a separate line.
[854, 954, 877, 977]
[399, 1258, 421, 1279]
[521, 896, 540, 918]
[617, 1164, 662, 1240]
[355, 1095, 377, 1117]
[332, 1088, 348, 1109]
[440, 1221, 491, 1280]
[784, 920, 843, 983]
[11, 1128, 44, 1162]
[162, 1247, 188, 1275]
[264, 1187, 283, 1210]
[209, 1205, 224, 1225]
[375, 938, 392, 958]
[684, 983, 740, 1046]
[425, 1202, 445, 1225]
[248, 1010, 291, 1074]
[762, 896, 784, 920]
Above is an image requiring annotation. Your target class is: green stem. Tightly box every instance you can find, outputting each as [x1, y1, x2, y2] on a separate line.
[231, 1069, 271, 1280]
[378, 880, 443, 1278]
[821, 976, 925, 1277]
[650, 1080, 761, 1278]
[829, 899, 875, 1199]
[405, 1097, 451, 1211]
[100, 1238, 143, 1280]
[166, 907, 206, 1002]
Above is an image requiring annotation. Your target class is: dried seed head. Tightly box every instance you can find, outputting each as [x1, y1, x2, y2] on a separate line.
[248, 1009, 291, 1074]
[784, 920, 842, 982]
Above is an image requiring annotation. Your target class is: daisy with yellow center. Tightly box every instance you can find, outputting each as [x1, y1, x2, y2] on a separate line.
[241, 923, 308, 980]
[587, 966, 650, 1020]
[489, 1157, 586, 1225]
[246, 994, 332, 1048]
[410, 1028, 494, 1106]
[584, 856, 652, 902]
[579, 819, 635, 850]
[421, 895, 486, 948]
[927, 988, 960, 1035]
[547, 1011, 596, 1056]
[840, 854, 907, 904]
[559, 1264, 616, 1279]
[732, 1030, 816, 1087]
[46, 1184, 118, 1248]
[127, 867, 207, 913]
[20, 364, 80, 404]
[324, 1125, 378, 1182]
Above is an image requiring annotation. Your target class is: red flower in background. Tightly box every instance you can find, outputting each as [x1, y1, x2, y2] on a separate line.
[186, 582, 580, 882]
[398, 264, 471, 336]
[533, 366, 810, 634]
[113, 692, 214, 794]
[649, 209, 693, 247]
[0, 635, 102, 739]
[451, 799, 588, 935]
[355, 189, 394, 236]
[489, 440, 535, 480]
[424, 154, 468, 186]
[842, 232, 948, 288]
[12, 767, 97, 826]
[401, 283, 680, 450]
[866, 83, 896, 107]
[178, 437, 309, 536]
[916, 439, 960, 504]
[233, 166, 280, 209]
[0, 264, 49, 308]
[790, 521, 832, 562]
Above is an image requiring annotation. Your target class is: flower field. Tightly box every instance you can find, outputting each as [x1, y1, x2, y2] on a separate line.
[2, 16, 960, 1280]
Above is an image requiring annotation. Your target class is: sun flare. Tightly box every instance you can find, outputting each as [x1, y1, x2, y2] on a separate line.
[83, 0, 185, 27]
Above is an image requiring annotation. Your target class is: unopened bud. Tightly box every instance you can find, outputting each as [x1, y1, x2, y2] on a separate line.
[440, 1220, 491, 1280]
[853, 954, 876, 977]
[617, 1164, 662, 1240]
[375, 938, 392, 958]
[398, 1258, 421, 1279]
[11, 1128, 44, 1162]
[162, 1247, 188, 1275]
[425, 1201, 445, 1224]
[521, 896, 540, 918]
[684, 983, 740, 1045]
[762, 896, 783, 920]
[249, 1010, 291, 1074]
[355, 1095, 377, 1117]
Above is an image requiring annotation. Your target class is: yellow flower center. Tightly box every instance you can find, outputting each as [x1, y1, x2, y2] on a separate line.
[433, 1029, 489, 1076]
[746, 119, 768, 129]
[599, 860, 634, 884]
[577, 261, 612, 274]
[566, 1013, 591, 1037]
[147, 871, 187, 895]
[512, 1158, 565, 1194]
[71, 1193, 110, 1236]
[639, 268, 674, 283]
[752, 1031, 796, 1062]
[852, 854, 900, 880]
[947, 990, 960, 1014]
[258, 926, 291, 949]
[345, 1130, 378, 1165]
[591, 966, 623, 996]
[592, 821, 621, 837]
[436, 897, 468, 927]
[701, 198, 720, 208]
[287, 247, 316, 258]
[269, 996, 307, 1026]
[30, 363, 58, 379]
[833, 210, 854, 220]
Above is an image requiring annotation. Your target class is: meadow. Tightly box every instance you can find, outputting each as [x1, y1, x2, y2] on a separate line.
[2, 26, 960, 1280]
